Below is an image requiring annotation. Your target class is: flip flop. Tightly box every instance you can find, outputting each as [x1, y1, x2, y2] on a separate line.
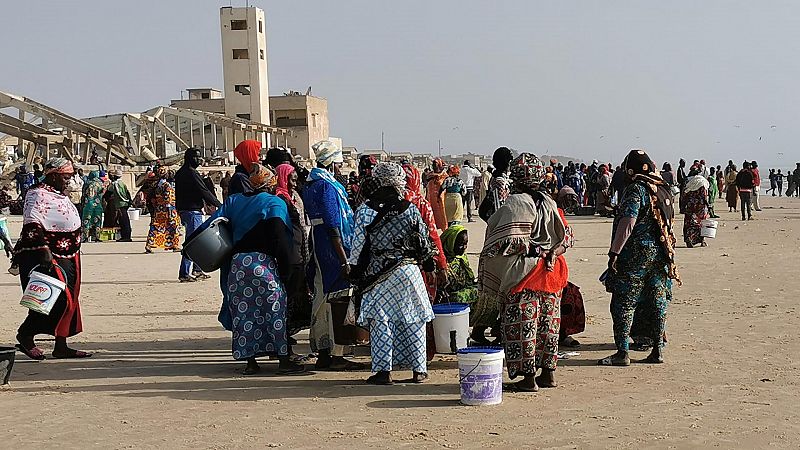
[503, 382, 538, 393]
[15, 344, 45, 361]
[51, 349, 92, 359]
[597, 353, 630, 366]
[366, 373, 393, 385]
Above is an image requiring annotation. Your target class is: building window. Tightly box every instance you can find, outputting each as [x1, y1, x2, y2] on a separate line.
[231, 20, 247, 30]
[235, 84, 251, 95]
[311, 113, 317, 128]
[201, 92, 210, 99]
[258, 20, 263, 33]
[259, 49, 265, 60]
[232, 49, 249, 59]
[236, 113, 251, 120]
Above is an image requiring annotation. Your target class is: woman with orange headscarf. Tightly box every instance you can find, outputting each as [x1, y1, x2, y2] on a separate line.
[441, 165, 466, 225]
[230, 140, 261, 195]
[426, 158, 448, 231]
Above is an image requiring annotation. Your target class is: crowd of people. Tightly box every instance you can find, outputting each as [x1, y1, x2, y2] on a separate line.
[4, 143, 800, 393]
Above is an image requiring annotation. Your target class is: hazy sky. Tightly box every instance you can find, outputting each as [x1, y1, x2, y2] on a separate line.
[2, 1, 798, 167]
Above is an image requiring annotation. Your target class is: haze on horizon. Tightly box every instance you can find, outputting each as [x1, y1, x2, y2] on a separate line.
[1, 0, 798, 168]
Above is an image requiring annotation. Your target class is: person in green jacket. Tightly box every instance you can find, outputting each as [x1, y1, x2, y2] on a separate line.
[707, 166, 720, 218]
[108, 169, 133, 242]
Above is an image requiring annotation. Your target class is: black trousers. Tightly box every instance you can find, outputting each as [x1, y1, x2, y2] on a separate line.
[117, 206, 132, 239]
[739, 192, 752, 219]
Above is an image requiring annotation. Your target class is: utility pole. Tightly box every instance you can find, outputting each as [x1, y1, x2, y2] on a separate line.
[438, 139, 442, 157]
[381, 131, 384, 151]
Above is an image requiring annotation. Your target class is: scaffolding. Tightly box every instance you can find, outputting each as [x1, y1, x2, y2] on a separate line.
[0, 90, 291, 171]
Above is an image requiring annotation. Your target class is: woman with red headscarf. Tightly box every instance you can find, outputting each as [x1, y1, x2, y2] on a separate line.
[273, 163, 312, 337]
[426, 158, 449, 231]
[230, 140, 261, 195]
[441, 165, 466, 225]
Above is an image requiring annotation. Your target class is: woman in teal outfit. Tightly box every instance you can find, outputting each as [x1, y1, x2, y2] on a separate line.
[81, 171, 105, 242]
[601, 149, 679, 367]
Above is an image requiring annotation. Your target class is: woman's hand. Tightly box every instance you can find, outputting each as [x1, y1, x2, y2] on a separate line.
[607, 253, 618, 274]
[340, 263, 351, 281]
[435, 268, 448, 288]
[543, 250, 557, 272]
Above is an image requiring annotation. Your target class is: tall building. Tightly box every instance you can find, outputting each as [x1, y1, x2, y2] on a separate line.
[220, 6, 269, 127]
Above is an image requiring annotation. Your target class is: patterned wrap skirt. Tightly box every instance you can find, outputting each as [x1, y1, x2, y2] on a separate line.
[227, 252, 289, 360]
[502, 289, 561, 379]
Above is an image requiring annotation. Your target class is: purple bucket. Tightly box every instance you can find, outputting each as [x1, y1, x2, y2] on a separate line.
[457, 347, 504, 406]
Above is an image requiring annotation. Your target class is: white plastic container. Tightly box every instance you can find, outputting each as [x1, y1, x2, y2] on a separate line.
[20, 268, 66, 315]
[701, 219, 718, 238]
[457, 347, 505, 406]
[432, 303, 470, 354]
[127, 208, 140, 221]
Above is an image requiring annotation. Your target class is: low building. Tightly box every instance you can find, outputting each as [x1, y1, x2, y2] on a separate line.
[269, 93, 329, 160]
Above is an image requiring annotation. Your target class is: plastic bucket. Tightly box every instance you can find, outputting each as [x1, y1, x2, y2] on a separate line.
[701, 219, 718, 238]
[432, 303, 470, 354]
[457, 347, 505, 406]
[182, 217, 233, 272]
[127, 208, 140, 221]
[20, 268, 66, 315]
[0, 347, 15, 385]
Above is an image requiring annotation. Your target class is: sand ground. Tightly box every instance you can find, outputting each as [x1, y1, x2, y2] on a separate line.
[1, 196, 799, 449]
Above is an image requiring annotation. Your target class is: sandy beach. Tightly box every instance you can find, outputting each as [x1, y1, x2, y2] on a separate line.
[1, 196, 799, 449]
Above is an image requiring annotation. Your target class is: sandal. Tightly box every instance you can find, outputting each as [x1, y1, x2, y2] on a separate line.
[559, 336, 581, 348]
[412, 371, 429, 384]
[277, 362, 306, 375]
[366, 372, 393, 385]
[15, 344, 46, 361]
[51, 349, 92, 359]
[597, 352, 630, 366]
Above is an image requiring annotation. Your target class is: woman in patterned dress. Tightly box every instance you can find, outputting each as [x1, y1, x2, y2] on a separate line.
[348, 162, 437, 385]
[681, 166, 710, 248]
[441, 165, 466, 225]
[481, 153, 569, 392]
[205, 163, 304, 375]
[439, 224, 478, 305]
[14, 158, 90, 360]
[601, 149, 679, 367]
[81, 171, 105, 242]
[144, 168, 181, 253]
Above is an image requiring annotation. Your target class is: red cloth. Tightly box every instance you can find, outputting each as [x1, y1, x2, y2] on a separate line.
[234, 140, 261, 172]
[752, 168, 761, 186]
[403, 164, 447, 271]
[509, 210, 571, 295]
[274, 163, 295, 203]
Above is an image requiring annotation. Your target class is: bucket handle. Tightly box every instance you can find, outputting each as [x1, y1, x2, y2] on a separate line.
[29, 263, 64, 279]
[458, 357, 484, 383]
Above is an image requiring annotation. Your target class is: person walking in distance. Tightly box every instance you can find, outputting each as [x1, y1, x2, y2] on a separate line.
[750, 161, 762, 211]
[459, 160, 481, 222]
[174, 148, 222, 282]
[108, 169, 133, 242]
[735, 161, 755, 221]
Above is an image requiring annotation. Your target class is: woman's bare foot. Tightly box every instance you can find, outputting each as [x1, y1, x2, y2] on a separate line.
[412, 371, 429, 384]
[242, 358, 260, 375]
[642, 347, 664, 364]
[366, 371, 393, 385]
[503, 374, 538, 392]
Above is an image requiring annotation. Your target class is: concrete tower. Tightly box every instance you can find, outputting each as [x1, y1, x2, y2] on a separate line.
[220, 6, 269, 127]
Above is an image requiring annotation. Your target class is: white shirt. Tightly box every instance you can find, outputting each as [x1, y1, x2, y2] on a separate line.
[459, 166, 481, 189]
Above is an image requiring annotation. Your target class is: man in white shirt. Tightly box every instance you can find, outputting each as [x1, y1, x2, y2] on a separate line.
[459, 160, 481, 222]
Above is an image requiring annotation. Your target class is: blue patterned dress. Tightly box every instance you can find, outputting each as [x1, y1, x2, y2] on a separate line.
[227, 252, 289, 360]
[349, 202, 436, 373]
[607, 182, 672, 352]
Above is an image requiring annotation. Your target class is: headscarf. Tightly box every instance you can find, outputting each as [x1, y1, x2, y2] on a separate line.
[87, 170, 99, 181]
[447, 165, 461, 177]
[44, 158, 74, 175]
[234, 140, 262, 172]
[622, 149, 679, 283]
[362, 162, 406, 198]
[509, 153, 546, 189]
[274, 163, 296, 202]
[441, 224, 467, 260]
[432, 158, 446, 173]
[684, 172, 710, 193]
[249, 163, 277, 190]
[313, 140, 343, 167]
[359, 155, 378, 178]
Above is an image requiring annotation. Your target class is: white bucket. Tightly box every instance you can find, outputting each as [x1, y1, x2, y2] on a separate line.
[20, 268, 66, 315]
[432, 303, 470, 354]
[127, 208, 140, 221]
[457, 347, 505, 406]
[701, 219, 718, 238]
